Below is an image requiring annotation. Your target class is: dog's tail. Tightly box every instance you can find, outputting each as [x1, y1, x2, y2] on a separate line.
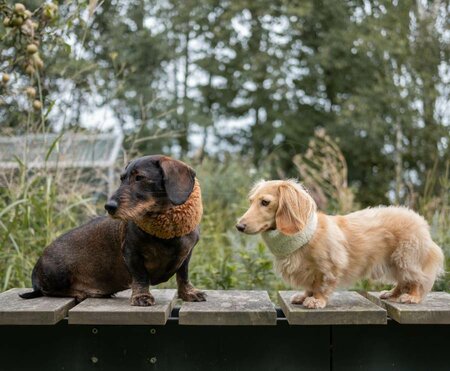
[430, 242, 445, 279]
[19, 265, 43, 299]
[19, 289, 43, 299]
[421, 241, 446, 293]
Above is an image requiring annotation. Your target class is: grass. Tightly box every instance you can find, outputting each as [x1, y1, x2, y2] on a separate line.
[0, 166, 98, 290]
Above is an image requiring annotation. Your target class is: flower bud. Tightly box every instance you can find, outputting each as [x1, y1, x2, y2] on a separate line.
[27, 44, 38, 54]
[2, 73, 11, 83]
[33, 100, 42, 110]
[26, 86, 36, 98]
[14, 3, 26, 15]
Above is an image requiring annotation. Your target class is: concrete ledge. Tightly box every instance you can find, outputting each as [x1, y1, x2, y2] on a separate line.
[278, 291, 387, 325]
[179, 290, 277, 325]
[68, 289, 176, 325]
[3, 288, 449, 326]
[365, 291, 450, 324]
[0, 288, 76, 325]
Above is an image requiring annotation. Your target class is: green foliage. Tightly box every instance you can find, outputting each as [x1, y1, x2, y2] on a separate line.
[416, 163, 450, 291]
[0, 167, 96, 290]
[0, 1, 87, 131]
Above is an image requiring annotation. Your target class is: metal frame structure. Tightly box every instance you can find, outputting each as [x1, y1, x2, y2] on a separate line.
[0, 132, 124, 195]
[0, 313, 448, 371]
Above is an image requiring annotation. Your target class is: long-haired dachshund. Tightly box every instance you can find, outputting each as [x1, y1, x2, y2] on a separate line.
[20, 155, 206, 306]
[236, 180, 444, 309]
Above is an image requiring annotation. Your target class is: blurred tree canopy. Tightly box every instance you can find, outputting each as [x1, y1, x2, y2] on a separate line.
[1, 0, 449, 205]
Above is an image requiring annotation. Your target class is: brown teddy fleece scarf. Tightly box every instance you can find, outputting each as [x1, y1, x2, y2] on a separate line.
[134, 179, 203, 239]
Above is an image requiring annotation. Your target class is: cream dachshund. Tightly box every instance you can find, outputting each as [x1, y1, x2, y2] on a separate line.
[236, 180, 444, 309]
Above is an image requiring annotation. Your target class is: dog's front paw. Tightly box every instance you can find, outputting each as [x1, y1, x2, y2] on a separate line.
[290, 293, 308, 305]
[303, 296, 327, 309]
[179, 288, 207, 302]
[131, 293, 155, 306]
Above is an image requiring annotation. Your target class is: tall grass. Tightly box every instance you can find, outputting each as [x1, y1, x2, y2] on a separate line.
[415, 162, 450, 291]
[0, 166, 100, 290]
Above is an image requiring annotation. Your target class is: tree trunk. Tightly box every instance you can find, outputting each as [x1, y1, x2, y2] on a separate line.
[394, 121, 403, 204]
[180, 27, 190, 156]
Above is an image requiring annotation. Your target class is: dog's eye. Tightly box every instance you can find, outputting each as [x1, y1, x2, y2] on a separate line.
[120, 175, 125, 182]
[261, 200, 270, 207]
[135, 175, 145, 182]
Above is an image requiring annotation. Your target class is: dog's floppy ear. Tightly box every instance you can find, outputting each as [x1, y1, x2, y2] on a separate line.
[276, 183, 315, 235]
[159, 157, 196, 205]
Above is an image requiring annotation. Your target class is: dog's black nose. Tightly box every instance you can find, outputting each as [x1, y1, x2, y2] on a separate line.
[236, 223, 246, 232]
[105, 200, 118, 214]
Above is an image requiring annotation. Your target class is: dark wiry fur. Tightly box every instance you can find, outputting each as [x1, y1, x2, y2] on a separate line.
[20, 155, 206, 306]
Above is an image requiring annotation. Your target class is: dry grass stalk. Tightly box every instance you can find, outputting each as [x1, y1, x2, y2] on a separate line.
[293, 128, 356, 213]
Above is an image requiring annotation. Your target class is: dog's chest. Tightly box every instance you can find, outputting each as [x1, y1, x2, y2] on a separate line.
[274, 250, 317, 288]
[140, 236, 195, 285]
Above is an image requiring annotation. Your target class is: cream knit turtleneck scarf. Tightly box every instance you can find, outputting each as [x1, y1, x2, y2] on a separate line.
[261, 213, 318, 258]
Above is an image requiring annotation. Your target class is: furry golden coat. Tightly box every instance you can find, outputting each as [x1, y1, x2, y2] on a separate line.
[236, 180, 444, 309]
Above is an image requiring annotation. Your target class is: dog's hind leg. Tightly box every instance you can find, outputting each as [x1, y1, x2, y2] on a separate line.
[395, 242, 444, 304]
[389, 238, 426, 304]
[396, 282, 423, 304]
[31, 254, 74, 298]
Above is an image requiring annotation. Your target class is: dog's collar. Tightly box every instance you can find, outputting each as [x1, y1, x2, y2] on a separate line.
[134, 179, 203, 239]
[261, 212, 318, 258]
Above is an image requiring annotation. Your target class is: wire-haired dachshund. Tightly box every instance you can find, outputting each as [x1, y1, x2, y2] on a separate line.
[20, 155, 206, 306]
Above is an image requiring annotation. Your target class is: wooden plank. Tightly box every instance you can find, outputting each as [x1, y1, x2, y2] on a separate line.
[278, 291, 387, 325]
[179, 290, 277, 325]
[365, 291, 450, 324]
[68, 289, 176, 325]
[0, 288, 76, 325]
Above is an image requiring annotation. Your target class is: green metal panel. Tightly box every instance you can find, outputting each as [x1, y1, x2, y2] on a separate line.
[1, 318, 448, 371]
[0, 320, 329, 371]
[332, 321, 450, 371]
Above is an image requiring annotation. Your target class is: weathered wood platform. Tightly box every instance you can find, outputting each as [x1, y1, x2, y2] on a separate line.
[365, 291, 450, 324]
[1, 289, 449, 371]
[0, 288, 76, 325]
[278, 291, 387, 325]
[68, 289, 176, 325]
[2, 288, 449, 326]
[179, 290, 277, 325]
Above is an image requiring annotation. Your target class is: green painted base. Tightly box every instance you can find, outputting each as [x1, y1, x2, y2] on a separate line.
[0, 318, 448, 370]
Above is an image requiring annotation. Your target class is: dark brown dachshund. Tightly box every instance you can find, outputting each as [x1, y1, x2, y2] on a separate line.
[20, 155, 206, 306]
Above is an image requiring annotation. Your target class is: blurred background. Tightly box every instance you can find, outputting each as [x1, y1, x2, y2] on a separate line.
[0, 0, 448, 296]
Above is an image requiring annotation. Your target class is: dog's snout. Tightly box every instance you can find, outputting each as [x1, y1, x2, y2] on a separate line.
[236, 223, 246, 232]
[105, 200, 118, 214]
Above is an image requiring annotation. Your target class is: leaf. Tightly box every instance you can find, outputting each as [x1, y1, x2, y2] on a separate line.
[45, 132, 64, 162]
